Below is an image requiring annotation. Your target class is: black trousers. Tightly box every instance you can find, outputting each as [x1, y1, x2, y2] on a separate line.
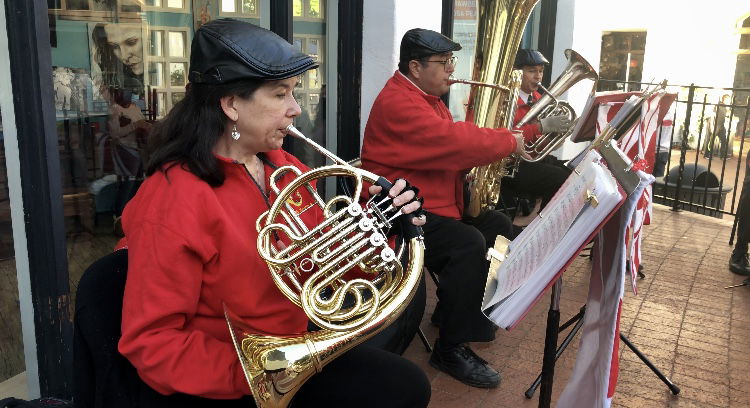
[736, 158, 750, 250]
[136, 346, 430, 408]
[502, 156, 571, 209]
[423, 210, 515, 344]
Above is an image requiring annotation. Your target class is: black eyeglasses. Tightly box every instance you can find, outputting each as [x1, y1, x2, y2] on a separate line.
[421, 56, 457, 70]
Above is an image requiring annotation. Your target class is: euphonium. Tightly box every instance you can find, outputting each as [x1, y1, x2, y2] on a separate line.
[509, 49, 598, 175]
[457, 0, 540, 218]
[225, 125, 425, 408]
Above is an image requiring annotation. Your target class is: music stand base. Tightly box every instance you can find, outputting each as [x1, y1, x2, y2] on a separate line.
[526, 304, 680, 404]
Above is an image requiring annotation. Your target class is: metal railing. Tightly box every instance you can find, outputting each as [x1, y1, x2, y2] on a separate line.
[598, 79, 750, 222]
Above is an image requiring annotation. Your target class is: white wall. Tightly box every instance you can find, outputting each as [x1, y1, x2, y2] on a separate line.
[360, 0, 443, 141]
[553, 0, 750, 159]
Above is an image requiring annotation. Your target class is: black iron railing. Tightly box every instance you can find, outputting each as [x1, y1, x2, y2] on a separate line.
[598, 79, 750, 223]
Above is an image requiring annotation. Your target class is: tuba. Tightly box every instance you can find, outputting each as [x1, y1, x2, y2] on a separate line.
[452, 49, 598, 188]
[458, 0, 540, 218]
[225, 125, 425, 408]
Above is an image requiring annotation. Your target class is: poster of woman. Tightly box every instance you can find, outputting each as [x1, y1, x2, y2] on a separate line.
[88, 22, 146, 101]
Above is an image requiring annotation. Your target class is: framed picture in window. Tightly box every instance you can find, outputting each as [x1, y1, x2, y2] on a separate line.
[88, 22, 147, 101]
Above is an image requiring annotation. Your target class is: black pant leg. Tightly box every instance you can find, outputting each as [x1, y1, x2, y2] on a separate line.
[137, 386, 254, 408]
[422, 214, 496, 344]
[138, 346, 429, 408]
[291, 346, 430, 408]
[736, 159, 750, 249]
[463, 209, 516, 244]
[502, 157, 571, 209]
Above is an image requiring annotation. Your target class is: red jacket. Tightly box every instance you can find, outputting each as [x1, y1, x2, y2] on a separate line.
[361, 71, 517, 219]
[514, 91, 543, 142]
[118, 150, 320, 399]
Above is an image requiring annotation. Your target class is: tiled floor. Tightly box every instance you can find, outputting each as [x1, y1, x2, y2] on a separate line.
[1, 204, 749, 407]
[402, 204, 750, 407]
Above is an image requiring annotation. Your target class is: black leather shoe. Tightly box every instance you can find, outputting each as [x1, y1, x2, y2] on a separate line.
[429, 339, 501, 388]
[729, 252, 750, 276]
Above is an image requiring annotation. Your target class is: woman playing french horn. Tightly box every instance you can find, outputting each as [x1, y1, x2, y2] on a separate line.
[116, 19, 429, 408]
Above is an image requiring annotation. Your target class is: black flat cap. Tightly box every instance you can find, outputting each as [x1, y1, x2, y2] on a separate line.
[399, 28, 461, 62]
[514, 49, 549, 68]
[188, 18, 318, 84]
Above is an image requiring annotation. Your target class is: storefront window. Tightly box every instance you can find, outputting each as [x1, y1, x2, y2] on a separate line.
[44, 0, 269, 307]
[448, 0, 478, 122]
[291, 0, 327, 170]
[0, 108, 23, 389]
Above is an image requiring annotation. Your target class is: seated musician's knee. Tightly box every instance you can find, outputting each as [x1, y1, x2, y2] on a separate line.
[457, 226, 490, 259]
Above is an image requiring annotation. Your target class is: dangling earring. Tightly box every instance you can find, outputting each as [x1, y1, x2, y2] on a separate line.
[231, 123, 241, 140]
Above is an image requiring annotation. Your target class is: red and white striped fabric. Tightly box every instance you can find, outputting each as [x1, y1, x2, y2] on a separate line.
[557, 169, 652, 408]
[594, 92, 677, 293]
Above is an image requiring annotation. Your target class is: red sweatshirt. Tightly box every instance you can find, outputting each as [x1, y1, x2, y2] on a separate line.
[118, 150, 321, 399]
[514, 91, 543, 142]
[361, 71, 518, 219]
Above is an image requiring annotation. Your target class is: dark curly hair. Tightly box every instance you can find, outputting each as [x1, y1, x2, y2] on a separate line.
[145, 79, 264, 186]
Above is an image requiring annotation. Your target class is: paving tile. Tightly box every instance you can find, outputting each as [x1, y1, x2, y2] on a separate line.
[670, 382, 729, 407]
[615, 379, 679, 404]
[408, 205, 750, 407]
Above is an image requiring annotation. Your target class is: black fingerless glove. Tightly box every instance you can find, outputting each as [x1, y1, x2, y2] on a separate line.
[371, 178, 425, 240]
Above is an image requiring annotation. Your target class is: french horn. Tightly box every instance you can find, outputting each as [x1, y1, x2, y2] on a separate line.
[224, 125, 425, 408]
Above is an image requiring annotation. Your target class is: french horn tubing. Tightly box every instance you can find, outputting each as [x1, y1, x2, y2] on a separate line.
[225, 125, 425, 408]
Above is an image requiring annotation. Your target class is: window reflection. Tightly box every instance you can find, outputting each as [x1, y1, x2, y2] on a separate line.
[448, 0, 478, 121]
[148, 62, 164, 87]
[293, 0, 322, 19]
[168, 31, 185, 58]
[221, 0, 235, 13]
[220, 0, 259, 17]
[169, 62, 186, 87]
[292, 1, 327, 176]
[38, 10, 316, 386]
[241, 0, 257, 14]
[149, 30, 163, 57]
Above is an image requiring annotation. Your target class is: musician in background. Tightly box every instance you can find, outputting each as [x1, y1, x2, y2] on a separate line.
[502, 49, 573, 210]
[361, 28, 527, 389]
[729, 152, 750, 277]
[113, 19, 429, 407]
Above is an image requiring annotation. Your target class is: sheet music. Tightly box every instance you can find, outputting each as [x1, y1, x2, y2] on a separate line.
[482, 150, 624, 329]
[607, 95, 642, 130]
[491, 173, 588, 301]
[568, 92, 597, 142]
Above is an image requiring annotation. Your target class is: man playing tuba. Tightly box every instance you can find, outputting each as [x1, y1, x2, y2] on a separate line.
[361, 28, 525, 389]
[501, 49, 573, 211]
